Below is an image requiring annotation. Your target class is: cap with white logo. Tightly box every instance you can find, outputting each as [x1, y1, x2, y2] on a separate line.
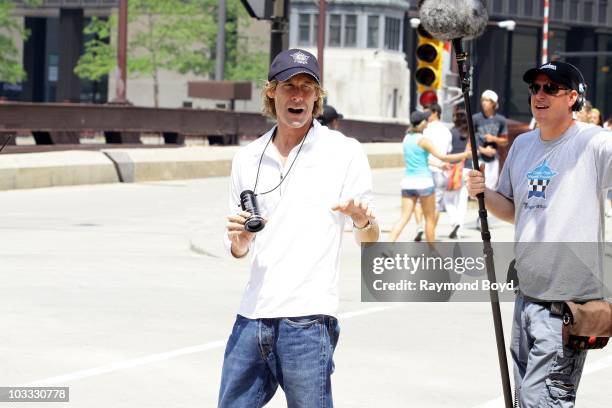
[523, 61, 585, 93]
[268, 49, 321, 84]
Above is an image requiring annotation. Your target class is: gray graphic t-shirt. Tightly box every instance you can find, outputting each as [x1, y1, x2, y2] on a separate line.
[473, 112, 508, 162]
[497, 122, 612, 301]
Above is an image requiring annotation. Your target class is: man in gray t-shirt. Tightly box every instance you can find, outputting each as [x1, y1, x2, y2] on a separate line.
[468, 61, 611, 408]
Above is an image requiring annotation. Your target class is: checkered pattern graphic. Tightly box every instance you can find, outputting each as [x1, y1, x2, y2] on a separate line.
[528, 178, 550, 198]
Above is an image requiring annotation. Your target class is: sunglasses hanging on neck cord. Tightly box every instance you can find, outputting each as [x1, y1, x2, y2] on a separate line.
[239, 125, 310, 232]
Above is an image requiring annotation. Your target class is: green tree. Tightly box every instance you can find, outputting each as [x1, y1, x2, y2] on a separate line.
[224, 0, 268, 83]
[75, 0, 268, 107]
[0, 0, 39, 84]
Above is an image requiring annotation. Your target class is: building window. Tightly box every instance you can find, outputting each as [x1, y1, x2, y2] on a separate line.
[509, 1, 518, 14]
[298, 14, 310, 46]
[584, 1, 594, 22]
[493, 0, 503, 13]
[345, 15, 357, 47]
[554, 0, 565, 20]
[367, 15, 379, 48]
[297, 13, 319, 46]
[599, 1, 608, 24]
[329, 14, 341, 46]
[524, 0, 534, 16]
[570, 0, 579, 21]
[384, 17, 400, 50]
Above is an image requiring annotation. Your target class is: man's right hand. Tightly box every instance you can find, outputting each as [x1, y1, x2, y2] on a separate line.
[466, 170, 486, 199]
[226, 211, 257, 258]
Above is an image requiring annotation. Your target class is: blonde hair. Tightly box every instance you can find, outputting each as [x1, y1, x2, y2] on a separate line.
[261, 79, 326, 119]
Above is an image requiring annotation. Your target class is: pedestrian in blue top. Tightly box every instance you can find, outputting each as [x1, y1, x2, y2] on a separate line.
[389, 110, 470, 242]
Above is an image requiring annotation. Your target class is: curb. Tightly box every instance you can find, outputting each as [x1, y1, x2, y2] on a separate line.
[0, 144, 403, 191]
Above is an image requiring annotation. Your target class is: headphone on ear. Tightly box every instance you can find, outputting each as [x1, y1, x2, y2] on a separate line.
[568, 62, 587, 112]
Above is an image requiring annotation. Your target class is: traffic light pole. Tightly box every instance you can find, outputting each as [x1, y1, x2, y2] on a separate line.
[451, 38, 513, 408]
[317, 0, 326, 87]
[270, 0, 289, 61]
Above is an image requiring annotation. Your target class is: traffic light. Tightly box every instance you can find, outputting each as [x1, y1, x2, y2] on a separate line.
[240, 0, 273, 20]
[415, 24, 444, 94]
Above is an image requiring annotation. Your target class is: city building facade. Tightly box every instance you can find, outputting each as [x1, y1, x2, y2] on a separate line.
[2, 1, 611, 124]
[289, 0, 411, 122]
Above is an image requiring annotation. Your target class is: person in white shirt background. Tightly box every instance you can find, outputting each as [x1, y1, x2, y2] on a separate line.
[423, 103, 453, 237]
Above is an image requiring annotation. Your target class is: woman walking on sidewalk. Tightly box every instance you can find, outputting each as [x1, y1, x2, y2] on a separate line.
[389, 110, 470, 242]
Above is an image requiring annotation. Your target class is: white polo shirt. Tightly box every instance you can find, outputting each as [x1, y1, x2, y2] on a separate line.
[224, 120, 374, 318]
[423, 120, 452, 173]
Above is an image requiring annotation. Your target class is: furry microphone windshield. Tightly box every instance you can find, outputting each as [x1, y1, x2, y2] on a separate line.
[418, 0, 489, 40]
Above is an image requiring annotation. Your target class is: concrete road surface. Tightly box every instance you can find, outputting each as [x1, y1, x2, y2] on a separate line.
[1, 168, 611, 407]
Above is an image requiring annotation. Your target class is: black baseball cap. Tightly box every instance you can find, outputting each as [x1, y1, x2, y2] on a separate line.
[320, 105, 343, 125]
[410, 110, 431, 126]
[268, 49, 321, 84]
[523, 61, 586, 93]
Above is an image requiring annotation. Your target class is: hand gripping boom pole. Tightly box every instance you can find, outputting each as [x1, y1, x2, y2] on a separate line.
[451, 38, 513, 408]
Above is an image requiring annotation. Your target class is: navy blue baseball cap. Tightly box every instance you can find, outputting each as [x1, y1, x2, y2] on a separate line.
[523, 61, 586, 94]
[268, 49, 321, 84]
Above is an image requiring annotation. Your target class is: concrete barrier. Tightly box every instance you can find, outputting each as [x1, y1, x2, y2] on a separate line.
[0, 143, 404, 190]
[363, 143, 404, 169]
[102, 144, 403, 183]
[102, 146, 241, 183]
[0, 150, 120, 190]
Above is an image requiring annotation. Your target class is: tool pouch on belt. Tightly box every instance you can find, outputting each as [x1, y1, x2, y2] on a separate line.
[561, 300, 612, 350]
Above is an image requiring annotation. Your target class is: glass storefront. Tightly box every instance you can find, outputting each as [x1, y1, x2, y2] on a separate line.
[507, 26, 540, 123]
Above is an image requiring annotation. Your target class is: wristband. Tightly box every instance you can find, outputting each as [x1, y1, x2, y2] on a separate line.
[353, 219, 375, 232]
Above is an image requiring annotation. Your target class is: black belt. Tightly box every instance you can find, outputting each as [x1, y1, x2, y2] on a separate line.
[536, 301, 566, 316]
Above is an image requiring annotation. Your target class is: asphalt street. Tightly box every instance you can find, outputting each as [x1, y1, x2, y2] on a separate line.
[1, 168, 611, 407]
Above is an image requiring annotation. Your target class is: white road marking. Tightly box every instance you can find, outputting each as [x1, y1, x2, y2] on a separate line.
[26, 305, 398, 386]
[27, 341, 225, 386]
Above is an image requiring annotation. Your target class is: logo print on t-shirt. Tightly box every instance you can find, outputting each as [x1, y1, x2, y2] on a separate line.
[526, 160, 557, 199]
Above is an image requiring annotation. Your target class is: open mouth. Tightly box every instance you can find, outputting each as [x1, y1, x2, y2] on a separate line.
[535, 104, 549, 110]
[288, 108, 304, 114]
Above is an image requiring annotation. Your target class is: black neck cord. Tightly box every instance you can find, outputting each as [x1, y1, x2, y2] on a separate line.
[253, 125, 310, 196]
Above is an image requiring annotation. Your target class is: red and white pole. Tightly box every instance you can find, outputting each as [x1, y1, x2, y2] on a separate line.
[542, 0, 550, 64]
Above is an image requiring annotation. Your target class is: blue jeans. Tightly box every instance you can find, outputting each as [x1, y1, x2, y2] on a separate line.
[511, 294, 588, 407]
[218, 314, 340, 408]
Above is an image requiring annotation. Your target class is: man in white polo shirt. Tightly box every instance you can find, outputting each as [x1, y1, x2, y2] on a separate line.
[219, 49, 379, 407]
[424, 102, 452, 232]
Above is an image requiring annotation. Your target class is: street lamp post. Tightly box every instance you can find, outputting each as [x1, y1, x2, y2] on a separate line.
[216, 0, 227, 81]
[113, 0, 128, 104]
